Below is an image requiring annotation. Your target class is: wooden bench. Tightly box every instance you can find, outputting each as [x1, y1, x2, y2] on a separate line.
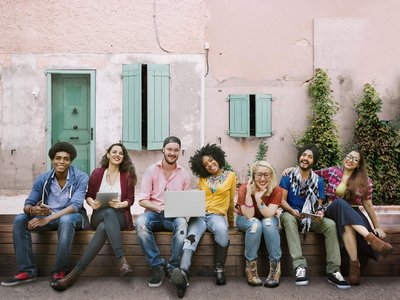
[0, 213, 399, 277]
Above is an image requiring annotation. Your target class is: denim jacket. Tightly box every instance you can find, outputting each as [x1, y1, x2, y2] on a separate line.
[24, 165, 89, 228]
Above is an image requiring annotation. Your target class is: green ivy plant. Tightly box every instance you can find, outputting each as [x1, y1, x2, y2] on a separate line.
[354, 84, 400, 205]
[295, 68, 342, 169]
[246, 140, 269, 178]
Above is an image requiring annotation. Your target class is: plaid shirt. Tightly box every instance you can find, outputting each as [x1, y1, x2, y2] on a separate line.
[315, 166, 373, 205]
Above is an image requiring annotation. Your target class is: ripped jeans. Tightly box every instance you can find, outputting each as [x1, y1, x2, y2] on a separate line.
[236, 215, 281, 262]
[136, 211, 187, 271]
[180, 214, 228, 269]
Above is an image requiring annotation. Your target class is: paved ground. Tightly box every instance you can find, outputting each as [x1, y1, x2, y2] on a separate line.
[0, 276, 399, 300]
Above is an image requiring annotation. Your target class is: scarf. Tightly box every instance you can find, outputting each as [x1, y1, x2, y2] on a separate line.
[289, 167, 319, 233]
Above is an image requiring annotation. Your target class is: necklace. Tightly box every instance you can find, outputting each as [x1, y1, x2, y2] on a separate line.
[107, 169, 119, 187]
[207, 171, 227, 193]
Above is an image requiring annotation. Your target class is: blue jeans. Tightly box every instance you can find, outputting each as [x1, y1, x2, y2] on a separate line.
[13, 212, 83, 276]
[136, 211, 187, 271]
[236, 215, 281, 262]
[180, 214, 229, 270]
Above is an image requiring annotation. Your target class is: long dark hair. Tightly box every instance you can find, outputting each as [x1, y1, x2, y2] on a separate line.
[100, 143, 137, 185]
[345, 150, 369, 202]
[189, 143, 226, 178]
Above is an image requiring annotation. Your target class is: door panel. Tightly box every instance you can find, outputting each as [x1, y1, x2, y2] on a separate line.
[52, 74, 91, 174]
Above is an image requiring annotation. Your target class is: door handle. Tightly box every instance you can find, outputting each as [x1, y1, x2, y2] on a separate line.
[69, 137, 79, 140]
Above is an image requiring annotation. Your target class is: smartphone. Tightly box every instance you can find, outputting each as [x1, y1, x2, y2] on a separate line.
[38, 200, 51, 209]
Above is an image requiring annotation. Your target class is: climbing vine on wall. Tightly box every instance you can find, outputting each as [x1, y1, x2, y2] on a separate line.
[354, 84, 400, 205]
[295, 68, 342, 170]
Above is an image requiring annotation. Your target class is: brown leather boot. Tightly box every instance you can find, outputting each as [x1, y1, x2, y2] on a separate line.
[365, 233, 394, 257]
[245, 260, 262, 286]
[348, 260, 360, 286]
[264, 261, 281, 288]
[118, 256, 133, 277]
[51, 267, 82, 291]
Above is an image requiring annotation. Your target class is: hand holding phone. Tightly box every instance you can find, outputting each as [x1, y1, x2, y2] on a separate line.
[38, 200, 51, 209]
[33, 201, 52, 216]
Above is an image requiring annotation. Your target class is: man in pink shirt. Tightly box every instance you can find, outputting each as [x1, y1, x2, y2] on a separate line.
[136, 136, 191, 288]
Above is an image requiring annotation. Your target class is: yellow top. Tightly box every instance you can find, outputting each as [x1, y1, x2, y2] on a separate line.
[199, 171, 236, 227]
[336, 181, 346, 198]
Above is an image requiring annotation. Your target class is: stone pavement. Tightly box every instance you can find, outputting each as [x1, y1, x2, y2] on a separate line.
[0, 276, 398, 300]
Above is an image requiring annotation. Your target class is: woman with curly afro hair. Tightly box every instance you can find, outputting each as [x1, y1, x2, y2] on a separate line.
[171, 144, 236, 298]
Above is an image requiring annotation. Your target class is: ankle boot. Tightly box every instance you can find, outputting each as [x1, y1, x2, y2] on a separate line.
[214, 241, 229, 285]
[51, 267, 82, 291]
[264, 261, 281, 288]
[118, 256, 133, 277]
[365, 233, 393, 257]
[348, 260, 360, 286]
[245, 260, 262, 286]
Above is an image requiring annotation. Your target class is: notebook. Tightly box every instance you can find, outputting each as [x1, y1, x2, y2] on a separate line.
[96, 192, 119, 208]
[164, 190, 206, 218]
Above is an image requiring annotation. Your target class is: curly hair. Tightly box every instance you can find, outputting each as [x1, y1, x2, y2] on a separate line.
[100, 143, 137, 185]
[48, 142, 77, 161]
[189, 143, 226, 178]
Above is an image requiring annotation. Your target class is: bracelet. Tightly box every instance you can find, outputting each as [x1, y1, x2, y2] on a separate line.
[258, 202, 266, 209]
[244, 203, 254, 208]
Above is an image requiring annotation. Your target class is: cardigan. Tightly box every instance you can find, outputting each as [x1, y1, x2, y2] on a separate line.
[199, 171, 236, 227]
[86, 167, 135, 229]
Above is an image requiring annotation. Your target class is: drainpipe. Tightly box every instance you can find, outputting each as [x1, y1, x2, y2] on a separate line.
[200, 70, 205, 147]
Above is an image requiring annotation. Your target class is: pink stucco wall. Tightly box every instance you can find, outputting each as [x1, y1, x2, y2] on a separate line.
[204, 0, 400, 181]
[0, 0, 205, 54]
[0, 0, 399, 192]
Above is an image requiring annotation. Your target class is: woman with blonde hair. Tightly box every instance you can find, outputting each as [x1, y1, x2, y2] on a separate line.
[236, 161, 283, 288]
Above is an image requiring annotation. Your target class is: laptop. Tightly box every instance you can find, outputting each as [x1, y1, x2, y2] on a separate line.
[164, 190, 206, 218]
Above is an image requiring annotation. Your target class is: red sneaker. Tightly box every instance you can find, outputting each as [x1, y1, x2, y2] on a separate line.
[1, 272, 36, 286]
[51, 271, 66, 282]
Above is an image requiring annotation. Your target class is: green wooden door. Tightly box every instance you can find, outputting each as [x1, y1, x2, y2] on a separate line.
[52, 74, 91, 174]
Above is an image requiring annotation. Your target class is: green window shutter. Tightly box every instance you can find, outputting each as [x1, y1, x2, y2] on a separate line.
[122, 64, 142, 150]
[255, 94, 272, 137]
[229, 94, 250, 137]
[147, 64, 170, 150]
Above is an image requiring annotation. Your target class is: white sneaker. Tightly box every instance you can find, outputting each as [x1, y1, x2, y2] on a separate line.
[328, 271, 351, 289]
[295, 267, 308, 286]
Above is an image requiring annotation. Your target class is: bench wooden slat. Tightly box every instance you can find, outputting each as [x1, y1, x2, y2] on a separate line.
[1, 214, 399, 277]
